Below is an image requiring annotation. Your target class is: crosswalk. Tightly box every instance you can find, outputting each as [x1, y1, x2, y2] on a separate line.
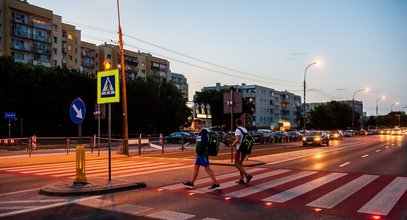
[0, 159, 192, 179]
[159, 168, 407, 219]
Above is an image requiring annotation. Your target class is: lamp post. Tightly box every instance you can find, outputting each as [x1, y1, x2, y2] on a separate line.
[376, 96, 385, 117]
[390, 102, 399, 112]
[303, 61, 318, 133]
[352, 88, 367, 130]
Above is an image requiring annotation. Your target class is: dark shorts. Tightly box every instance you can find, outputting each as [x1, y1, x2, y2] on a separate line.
[195, 155, 210, 167]
[234, 149, 247, 163]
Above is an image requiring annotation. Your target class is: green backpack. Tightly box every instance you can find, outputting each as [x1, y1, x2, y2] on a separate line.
[208, 134, 219, 156]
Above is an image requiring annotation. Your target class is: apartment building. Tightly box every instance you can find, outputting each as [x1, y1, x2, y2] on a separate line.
[201, 83, 301, 128]
[170, 72, 188, 100]
[1, 0, 54, 66]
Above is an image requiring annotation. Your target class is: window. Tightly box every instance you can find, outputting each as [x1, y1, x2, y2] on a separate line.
[107, 54, 112, 59]
[53, 36, 57, 43]
[75, 58, 77, 64]
[68, 55, 73, 61]
[53, 60, 57, 66]
[68, 45, 72, 51]
[53, 48, 57, 54]
[67, 33, 72, 40]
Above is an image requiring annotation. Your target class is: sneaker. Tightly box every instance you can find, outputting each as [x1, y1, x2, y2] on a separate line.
[236, 179, 245, 185]
[208, 183, 221, 190]
[246, 175, 253, 183]
[183, 181, 194, 188]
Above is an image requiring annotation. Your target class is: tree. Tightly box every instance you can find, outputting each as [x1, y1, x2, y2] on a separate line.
[194, 90, 226, 129]
[308, 101, 356, 130]
[0, 56, 191, 137]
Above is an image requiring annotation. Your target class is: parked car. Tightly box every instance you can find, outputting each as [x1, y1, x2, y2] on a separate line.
[329, 130, 343, 140]
[303, 131, 330, 146]
[287, 130, 301, 142]
[165, 132, 195, 144]
[343, 130, 354, 137]
[273, 131, 289, 143]
[223, 131, 235, 146]
[257, 129, 275, 143]
[249, 131, 264, 143]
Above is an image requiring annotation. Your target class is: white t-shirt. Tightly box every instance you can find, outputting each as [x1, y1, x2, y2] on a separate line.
[235, 126, 248, 150]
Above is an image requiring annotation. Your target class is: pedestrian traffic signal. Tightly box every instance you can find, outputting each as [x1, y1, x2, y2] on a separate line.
[103, 60, 112, 70]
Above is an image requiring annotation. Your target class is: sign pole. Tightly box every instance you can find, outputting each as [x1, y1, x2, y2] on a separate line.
[98, 104, 101, 156]
[230, 87, 234, 163]
[8, 119, 11, 138]
[108, 103, 112, 181]
[78, 124, 82, 145]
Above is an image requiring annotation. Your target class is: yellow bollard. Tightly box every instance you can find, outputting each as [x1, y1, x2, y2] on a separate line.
[74, 144, 88, 184]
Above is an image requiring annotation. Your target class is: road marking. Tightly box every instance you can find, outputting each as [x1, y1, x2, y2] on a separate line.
[224, 171, 317, 198]
[161, 168, 267, 190]
[307, 174, 378, 209]
[113, 204, 153, 215]
[362, 154, 369, 158]
[0, 196, 100, 218]
[358, 177, 407, 215]
[385, 146, 389, 149]
[114, 165, 193, 178]
[147, 210, 195, 220]
[190, 169, 291, 194]
[0, 188, 38, 196]
[375, 149, 381, 152]
[262, 173, 347, 203]
[0, 199, 67, 204]
[339, 162, 350, 167]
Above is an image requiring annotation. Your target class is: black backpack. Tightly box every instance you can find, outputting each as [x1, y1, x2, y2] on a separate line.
[208, 135, 219, 156]
[238, 128, 253, 154]
[200, 129, 219, 156]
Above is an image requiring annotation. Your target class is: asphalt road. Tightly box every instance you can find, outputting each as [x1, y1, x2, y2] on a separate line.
[1, 134, 406, 220]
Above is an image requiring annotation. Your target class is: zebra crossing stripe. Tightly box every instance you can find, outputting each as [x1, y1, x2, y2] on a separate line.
[160, 168, 267, 190]
[115, 165, 193, 178]
[22, 161, 153, 174]
[262, 172, 347, 203]
[358, 176, 407, 215]
[191, 169, 291, 194]
[54, 163, 165, 177]
[307, 174, 379, 209]
[224, 171, 317, 198]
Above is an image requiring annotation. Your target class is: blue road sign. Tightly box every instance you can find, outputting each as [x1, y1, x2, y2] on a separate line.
[70, 99, 86, 124]
[4, 112, 16, 120]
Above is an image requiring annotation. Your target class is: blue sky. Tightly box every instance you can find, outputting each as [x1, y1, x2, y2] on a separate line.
[30, 0, 407, 116]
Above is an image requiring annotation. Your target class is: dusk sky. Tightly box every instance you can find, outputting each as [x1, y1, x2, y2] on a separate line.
[30, 0, 407, 116]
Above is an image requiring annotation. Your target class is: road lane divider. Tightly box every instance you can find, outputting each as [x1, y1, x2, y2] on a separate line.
[362, 154, 369, 158]
[339, 162, 350, 167]
[375, 150, 381, 153]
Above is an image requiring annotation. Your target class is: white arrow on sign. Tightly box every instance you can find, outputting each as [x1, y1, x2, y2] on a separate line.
[72, 104, 83, 119]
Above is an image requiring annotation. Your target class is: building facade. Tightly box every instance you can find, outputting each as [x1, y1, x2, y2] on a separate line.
[201, 83, 301, 129]
[1, 0, 172, 82]
[170, 72, 188, 100]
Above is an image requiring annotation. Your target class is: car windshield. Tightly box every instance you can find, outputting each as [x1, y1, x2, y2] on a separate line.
[307, 131, 321, 136]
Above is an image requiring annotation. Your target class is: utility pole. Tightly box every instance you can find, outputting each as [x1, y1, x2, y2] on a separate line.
[117, 0, 129, 156]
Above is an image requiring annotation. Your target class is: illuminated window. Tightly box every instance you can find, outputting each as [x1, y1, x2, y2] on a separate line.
[67, 34, 72, 40]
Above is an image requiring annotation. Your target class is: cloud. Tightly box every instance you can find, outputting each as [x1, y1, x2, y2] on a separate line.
[335, 88, 347, 91]
[289, 52, 309, 56]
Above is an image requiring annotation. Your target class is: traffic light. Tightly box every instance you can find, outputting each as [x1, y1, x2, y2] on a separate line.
[103, 60, 112, 70]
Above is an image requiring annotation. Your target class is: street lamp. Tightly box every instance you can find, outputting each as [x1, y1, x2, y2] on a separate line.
[391, 102, 399, 112]
[352, 88, 368, 130]
[376, 96, 385, 117]
[303, 61, 318, 133]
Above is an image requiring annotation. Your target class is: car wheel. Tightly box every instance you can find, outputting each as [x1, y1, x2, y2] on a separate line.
[303, 143, 307, 146]
[326, 140, 330, 146]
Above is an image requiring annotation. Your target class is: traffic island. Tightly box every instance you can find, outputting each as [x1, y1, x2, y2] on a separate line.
[39, 178, 146, 196]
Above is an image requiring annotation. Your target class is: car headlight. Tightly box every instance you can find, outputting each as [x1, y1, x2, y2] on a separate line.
[315, 137, 321, 141]
[334, 134, 338, 138]
[303, 137, 306, 141]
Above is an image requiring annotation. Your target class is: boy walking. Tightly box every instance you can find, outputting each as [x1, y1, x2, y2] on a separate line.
[183, 119, 220, 190]
[231, 119, 253, 184]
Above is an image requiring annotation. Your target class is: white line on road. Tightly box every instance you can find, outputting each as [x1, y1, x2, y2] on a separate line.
[358, 177, 407, 215]
[339, 162, 350, 167]
[362, 154, 369, 158]
[0, 196, 101, 218]
[0, 188, 38, 197]
[0, 199, 67, 204]
[385, 146, 389, 149]
[375, 149, 381, 153]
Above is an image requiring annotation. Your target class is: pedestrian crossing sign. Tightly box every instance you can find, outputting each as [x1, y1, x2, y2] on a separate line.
[97, 69, 120, 104]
